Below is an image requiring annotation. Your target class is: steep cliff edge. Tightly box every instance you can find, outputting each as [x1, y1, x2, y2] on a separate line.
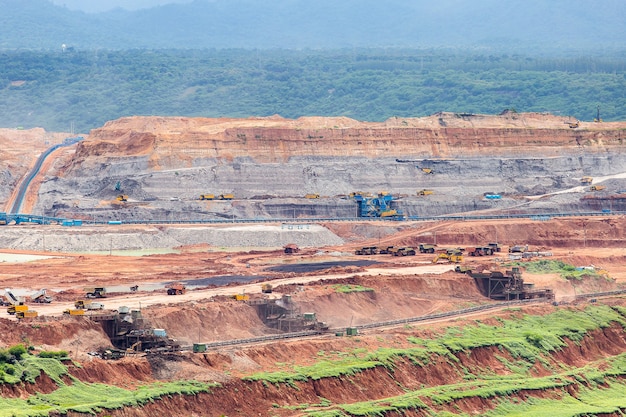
[25, 112, 626, 221]
[71, 112, 626, 167]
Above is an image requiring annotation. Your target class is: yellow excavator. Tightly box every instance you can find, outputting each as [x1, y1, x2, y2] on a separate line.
[432, 253, 464, 263]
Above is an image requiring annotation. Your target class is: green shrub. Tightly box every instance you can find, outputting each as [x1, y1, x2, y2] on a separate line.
[38, 350, 69, 359]
[8, 344, 27, 360]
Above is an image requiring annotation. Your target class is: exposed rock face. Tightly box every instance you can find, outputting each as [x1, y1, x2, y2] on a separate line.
[28, 113, 626, 221]
[72, 113, 626, 165]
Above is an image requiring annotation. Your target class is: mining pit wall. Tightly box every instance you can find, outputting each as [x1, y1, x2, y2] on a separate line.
[29, 114, 626, 221]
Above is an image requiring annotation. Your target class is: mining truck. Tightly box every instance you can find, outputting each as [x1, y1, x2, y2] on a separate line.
[508, 245, 528, 253]
[75, 300, 105, 310]
[7, 304, 28, 315]
[199, 194, 215, 200]
[419, 244, 437, 253]
[466, 246, 494, 256]
[17, 310, 38, 319]
[85, 287, 106, 298]
[284, 243, 300, 254]
[31, 289, 53, 303]
[64, 309, 85, 316]
[355, 246, 378, 255]
[378, 246, 395, 254]
[166, 283, 186, 295]
[487, 243, 502, 252]
[391, 247, 416, 256]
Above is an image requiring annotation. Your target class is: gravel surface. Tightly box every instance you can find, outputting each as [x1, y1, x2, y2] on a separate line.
[0, 223, 344, 252]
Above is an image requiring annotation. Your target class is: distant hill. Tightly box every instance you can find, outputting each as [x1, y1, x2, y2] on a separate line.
[1, 0, 625, 52]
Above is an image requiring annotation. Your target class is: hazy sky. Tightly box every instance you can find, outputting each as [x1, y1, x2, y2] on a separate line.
[50, 0, 192, 13]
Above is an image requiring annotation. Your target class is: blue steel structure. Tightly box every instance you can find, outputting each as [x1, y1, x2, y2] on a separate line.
[353, 193, 404, 219]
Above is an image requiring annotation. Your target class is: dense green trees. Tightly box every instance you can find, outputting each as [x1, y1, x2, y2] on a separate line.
[0, 49, 624, 132]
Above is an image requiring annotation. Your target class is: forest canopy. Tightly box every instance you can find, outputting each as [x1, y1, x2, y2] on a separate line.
[1, 49, 625, 132]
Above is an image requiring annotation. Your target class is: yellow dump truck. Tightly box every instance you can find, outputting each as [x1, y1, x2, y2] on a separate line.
[232, 294, 249, 301]
[17, 310, 38, 319]
[218, 194, 234, 200]
[305, 193, 320, 199]
[75, 300, 104, 310]
[417, 189, 434, 196]
[63, 309, 85, 316]
[7, 305, 28, 315]
[590, 185, 606, 191]
[200, 194, 215, 200]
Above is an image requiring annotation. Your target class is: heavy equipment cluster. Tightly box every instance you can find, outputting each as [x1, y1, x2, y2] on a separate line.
[351, 192, 405, 220]
[199, 193, 234, 200]
[471, 267, 554, 301]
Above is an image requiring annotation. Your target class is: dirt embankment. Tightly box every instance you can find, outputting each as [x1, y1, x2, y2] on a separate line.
[72, 113, 626, 168]
[0, 128, 70, 209]
[56, 304, 626, 417]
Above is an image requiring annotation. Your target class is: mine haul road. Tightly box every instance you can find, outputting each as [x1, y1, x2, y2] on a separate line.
[28, 263, 455, 318]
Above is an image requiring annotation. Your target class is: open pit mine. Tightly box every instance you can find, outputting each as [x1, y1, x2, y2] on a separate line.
[0, 112, 626, 417]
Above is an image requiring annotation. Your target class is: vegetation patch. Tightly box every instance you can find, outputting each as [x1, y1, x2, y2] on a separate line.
[332, 284, 375, 294]
[513, 259, 610, 281]
[0, 348, 216, 416]
[304, 360, 626, 417]
[246, 305, 626, 385]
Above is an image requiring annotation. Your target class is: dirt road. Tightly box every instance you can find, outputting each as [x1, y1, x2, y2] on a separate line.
[29, 263, 455, 317]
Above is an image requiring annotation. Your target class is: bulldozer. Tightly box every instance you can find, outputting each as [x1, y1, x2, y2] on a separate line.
[432, 253, 463, 263]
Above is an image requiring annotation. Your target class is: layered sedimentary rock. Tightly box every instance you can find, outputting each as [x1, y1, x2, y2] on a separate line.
[32, 113, 626, 220]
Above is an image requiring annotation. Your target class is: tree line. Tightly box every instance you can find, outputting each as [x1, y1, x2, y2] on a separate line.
[0, 49, 624, 132]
